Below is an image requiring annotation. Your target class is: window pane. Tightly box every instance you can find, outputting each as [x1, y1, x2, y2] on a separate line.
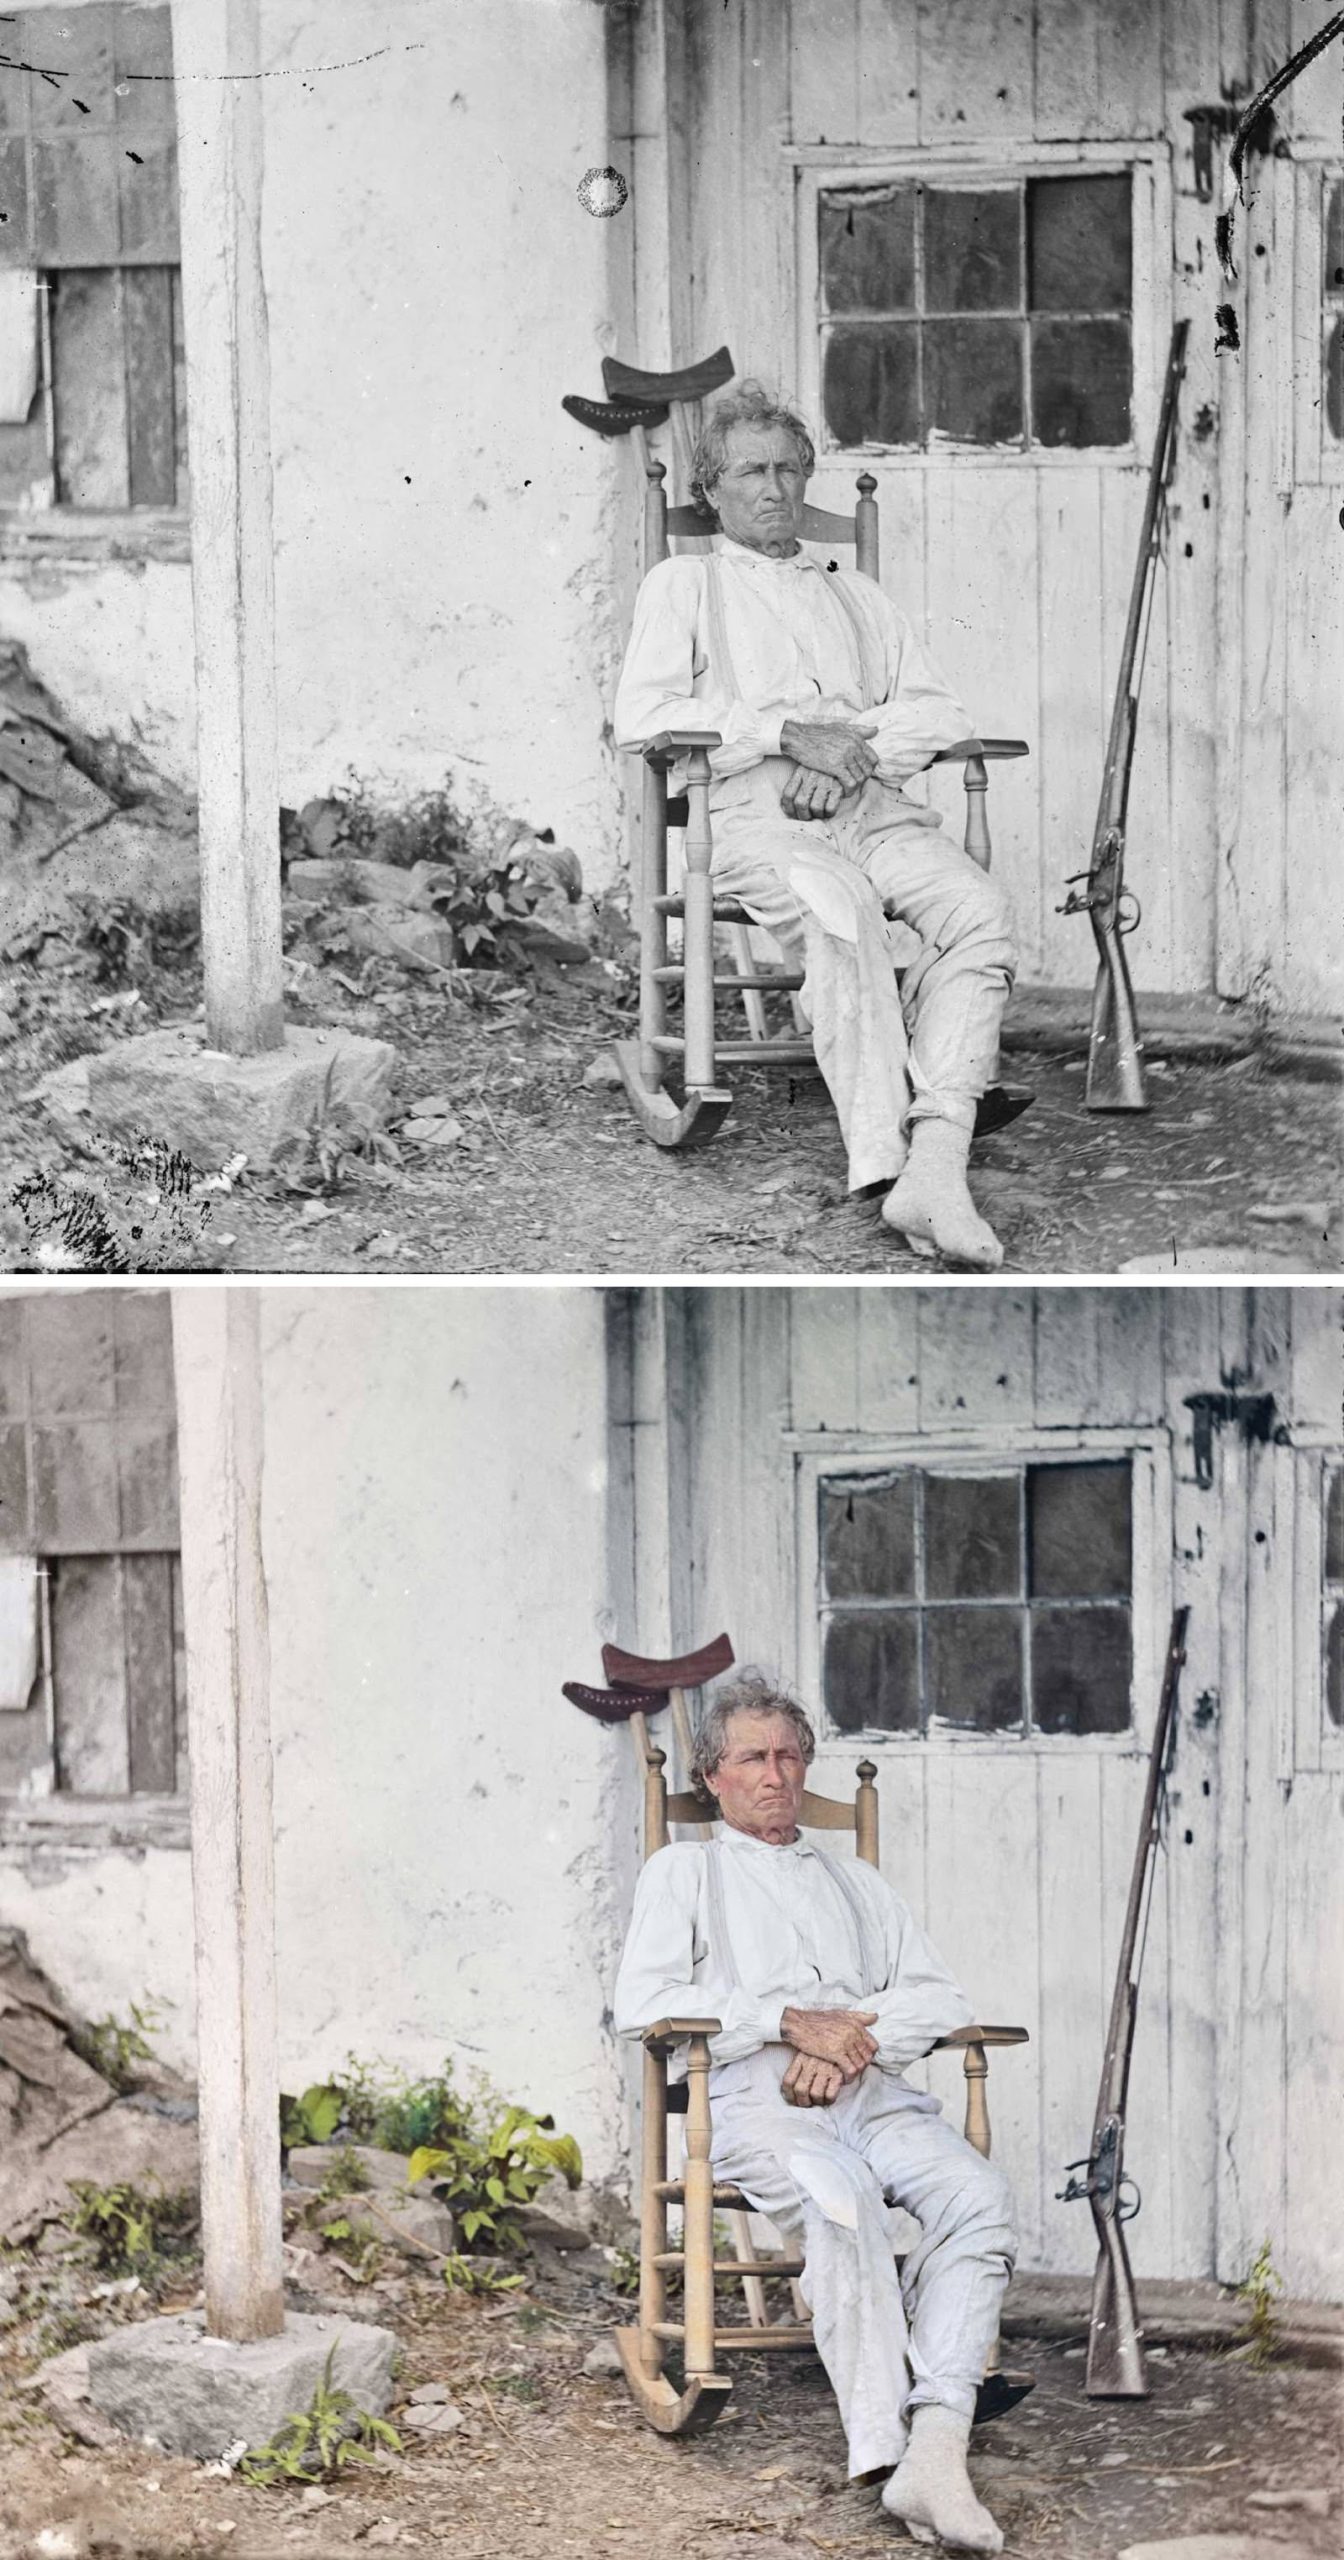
[1031, 1604, 1131, 1734]
[1327, 1599, 1344, 1729]
[1326, 1465, 1344, 1586]
[925, 1474, 1020, 1600]
[821, 188, 915, 313]
[821, 1474, 915, 1601]
[1029, 1461, 1131, 1598]
[925, 1606, 1023, 1732]
[823, 1610, 920, 1734]
[823, 322, 919, 445]
[924, 189, 1021, 313]
[1029, 175, 1131, 312]
[1030, 318, 1130, 446]
[924, 318, 1023, 443]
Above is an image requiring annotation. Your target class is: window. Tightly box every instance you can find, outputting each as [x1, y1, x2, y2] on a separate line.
[1325, 176, 1343, 446]
[0, 6, 184, 510]
[817, 1458, 1133, 1737]
[817, 174, 1132, 451]
[0, 1290, 184, 1800]
[1325, 1461, 1344, 1730]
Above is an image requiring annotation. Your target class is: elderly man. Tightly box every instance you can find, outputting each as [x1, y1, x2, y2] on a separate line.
[614, 1675, 1015, 2555]
[613, 380, 1016, 1271]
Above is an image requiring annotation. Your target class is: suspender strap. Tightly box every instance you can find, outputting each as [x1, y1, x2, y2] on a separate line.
[702, 1839, 741, 1993]
[700, 554, 743, 706]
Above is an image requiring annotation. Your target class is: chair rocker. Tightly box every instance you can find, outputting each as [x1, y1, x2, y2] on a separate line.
[614, 1671, 1031, 2443]
[616, 459, 1031, 1152]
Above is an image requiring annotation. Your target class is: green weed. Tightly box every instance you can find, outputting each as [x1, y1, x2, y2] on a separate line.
[239, 2348, 401, 2487]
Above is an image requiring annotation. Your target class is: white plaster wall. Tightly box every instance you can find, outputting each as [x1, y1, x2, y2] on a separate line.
[0, 1284, 631, 2183]
[0, 559, 197, 788]
[0, 1844, 197, 2069]
[259, 1285, 629, 2182]
[261, 0, 625, 874]
[4, 0, 626, 883]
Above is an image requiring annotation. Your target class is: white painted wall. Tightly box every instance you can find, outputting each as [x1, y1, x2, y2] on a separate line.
[0, 1283, 634, 2189]
[3, 0, 626, 878]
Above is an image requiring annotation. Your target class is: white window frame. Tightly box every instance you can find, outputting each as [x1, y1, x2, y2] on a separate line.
[792, 1426, 1172, 1755]
[793, 138, 1172, 470]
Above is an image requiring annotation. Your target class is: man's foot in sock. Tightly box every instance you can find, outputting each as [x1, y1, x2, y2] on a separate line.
[880, 2408, 1003, 2554]
[880, 1118, 1003, 1271]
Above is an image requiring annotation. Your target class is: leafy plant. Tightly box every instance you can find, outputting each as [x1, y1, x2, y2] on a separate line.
[280, 2083, 344, 2150]
[73, 1996, 167, 2094]
[239, 2348, 401, 2487]
[65, 2179, 196, 2275]
[441, 2252, 525, 2297]
[607, 2246, 640, 2298]
[1234, 2238, 1284, 2367]
[314, 2143, 372, 2203]
[408, 2102, 582, 2250]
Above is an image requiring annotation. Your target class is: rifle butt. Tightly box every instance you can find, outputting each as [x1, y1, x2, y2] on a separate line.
[1085, 2225, 1148, 2398]
[1085, 945, 1147, 1114]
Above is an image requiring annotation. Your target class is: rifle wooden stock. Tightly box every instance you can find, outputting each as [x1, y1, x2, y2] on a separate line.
[1060, 1608, 1190, 2397]
[1063, 320, 1188, 1113]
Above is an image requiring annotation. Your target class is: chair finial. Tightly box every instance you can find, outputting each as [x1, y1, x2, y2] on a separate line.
[856, 1757, 877, 1780]
[648, 456, 667, 487]
[856, 472, 877, 499]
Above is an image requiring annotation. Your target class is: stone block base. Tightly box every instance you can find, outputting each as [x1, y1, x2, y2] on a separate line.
[86, 2308, 397, 2459]
[84, 1023, 397, 1172]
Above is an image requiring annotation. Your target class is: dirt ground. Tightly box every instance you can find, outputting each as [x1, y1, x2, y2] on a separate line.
[0, 941, 1339, 1277]
[1, 2242, 1339, 2560]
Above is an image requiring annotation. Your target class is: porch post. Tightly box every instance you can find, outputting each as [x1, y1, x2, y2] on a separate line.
[171, 1286, 284, 2343]
[171, 0, 284, 1056]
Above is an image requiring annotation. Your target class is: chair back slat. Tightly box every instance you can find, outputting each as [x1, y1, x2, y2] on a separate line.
[645, 473, 879, 585]
[655, 1765, 878, 1866]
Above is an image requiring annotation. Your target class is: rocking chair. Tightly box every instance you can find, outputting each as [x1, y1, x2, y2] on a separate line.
[615, 463, 1032, 1152]
[605, 1638, 1031, 2442]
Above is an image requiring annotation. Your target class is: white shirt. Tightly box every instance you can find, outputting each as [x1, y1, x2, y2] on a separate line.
[613, 536, 973, 788]
[613, 1825, 974, 2072]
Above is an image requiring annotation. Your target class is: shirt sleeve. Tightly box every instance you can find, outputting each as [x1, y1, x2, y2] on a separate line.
[852, 1871, 976, 2071]
[613, 562, 787, 776]
[856, 590, 975, 781]
[613, 1846, 789, 2063]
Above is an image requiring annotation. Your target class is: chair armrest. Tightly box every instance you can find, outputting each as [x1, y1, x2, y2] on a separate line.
[932, 2024, 1030, 2048]
[930, 738, 1029, 763]
[642, 2015, 723, 2056]
[625, 731, 724, 763]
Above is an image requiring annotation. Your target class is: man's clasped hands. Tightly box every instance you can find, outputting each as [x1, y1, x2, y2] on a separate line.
[779, 2002, 880, 2108]
[777, 716, 880, 823]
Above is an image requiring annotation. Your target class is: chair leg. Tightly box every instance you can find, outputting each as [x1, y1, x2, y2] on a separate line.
[728, 923, 770, 1046]
[617, 749, 731, 1149]
[726, 2207, 771, 2328]
[960, 2041, 1036, 2424]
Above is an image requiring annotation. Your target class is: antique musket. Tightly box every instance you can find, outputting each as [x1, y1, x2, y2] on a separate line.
[1060, 319, 1189, 1111]
[1057, 1605, 1190, 2396]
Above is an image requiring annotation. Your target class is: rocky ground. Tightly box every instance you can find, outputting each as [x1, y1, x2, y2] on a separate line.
[1, 931, 1339, 1280]
[1, 2238, 1339, 2560]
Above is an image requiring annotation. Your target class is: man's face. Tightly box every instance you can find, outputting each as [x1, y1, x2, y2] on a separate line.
[709, 423, 807, 554]
[705, 1709, 808, 1841]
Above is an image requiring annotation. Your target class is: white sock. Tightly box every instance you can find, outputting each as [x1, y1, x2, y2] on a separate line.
[880, 1118, 1003, 1272]
[880, 2405, 1003, 2553]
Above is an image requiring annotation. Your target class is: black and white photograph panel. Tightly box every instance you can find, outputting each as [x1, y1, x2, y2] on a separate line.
[0, 2, 1339, 1278]
[0, 1277, 1340, 2553]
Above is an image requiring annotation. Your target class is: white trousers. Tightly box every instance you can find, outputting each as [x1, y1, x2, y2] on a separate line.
[707, 2049, 1017, 2479]
[708, 761, 1017, 1192]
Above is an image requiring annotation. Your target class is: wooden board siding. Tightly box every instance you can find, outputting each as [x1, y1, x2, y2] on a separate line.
[646, 1286, 1344, 2294]
[660, 0, 1341, 1011]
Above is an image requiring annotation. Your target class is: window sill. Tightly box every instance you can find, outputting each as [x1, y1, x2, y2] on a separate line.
[0, 509, 190, 565]
[0, 1794, 190, 1852]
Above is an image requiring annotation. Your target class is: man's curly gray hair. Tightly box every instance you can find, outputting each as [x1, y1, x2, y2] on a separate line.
[689, 380, 817, 519]
[689, 1671, 817, 1806]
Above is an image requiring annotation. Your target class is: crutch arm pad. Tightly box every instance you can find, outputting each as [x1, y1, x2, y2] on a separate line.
[604, 1634, 735, 1689]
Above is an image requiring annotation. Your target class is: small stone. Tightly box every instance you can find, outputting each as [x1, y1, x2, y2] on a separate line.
[344, 907, 457, 971]
[583, 1052, 624, 1090]
[361, 2525, 400, 2549]
[1246, 2490, 1332, 2516]
[408, 2382, 450, 2404]
[299, 2486, 332, 2510]
[287, 2145, 412, 2195]
[408, 1091, 457, 1119]
[402, 2400, 464, 2435]
[402, 1116, 463, 1147]
[581, 2340, 624, 2379]
[320, 2189, 456, 2259]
